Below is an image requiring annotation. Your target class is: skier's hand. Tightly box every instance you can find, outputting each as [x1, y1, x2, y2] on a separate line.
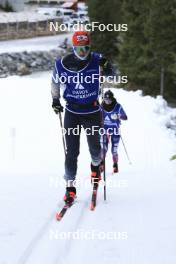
[111, 113, 121, 120]
[116, 114, 121, 120]
[52, 99, 63, 114]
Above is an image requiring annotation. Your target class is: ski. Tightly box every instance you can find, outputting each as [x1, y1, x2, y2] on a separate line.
[90, 183, 99, 211]
[56, 202, 74, 221]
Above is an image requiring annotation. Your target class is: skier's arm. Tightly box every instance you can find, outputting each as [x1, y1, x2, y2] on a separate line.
[118, 105, 128, 120]
[51, 61, 60, 100]
[99, 56, 114, 76]
[51, 61, 63, 114]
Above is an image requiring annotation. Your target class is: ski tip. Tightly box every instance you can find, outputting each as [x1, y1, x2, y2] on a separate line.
[56, 213, 62, 221]
[90, 203, 95, 211]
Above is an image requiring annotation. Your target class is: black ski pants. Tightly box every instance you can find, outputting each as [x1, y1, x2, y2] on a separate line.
[64, 109, 101, 181]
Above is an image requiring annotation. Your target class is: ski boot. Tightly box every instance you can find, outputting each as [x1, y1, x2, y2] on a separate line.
[91, 163, 101, 185]
[63, 186, 76, 205]
[113, 162, 118, 173]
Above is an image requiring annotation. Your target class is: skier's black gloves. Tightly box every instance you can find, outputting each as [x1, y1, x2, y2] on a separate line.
[52, 99, 63, 114]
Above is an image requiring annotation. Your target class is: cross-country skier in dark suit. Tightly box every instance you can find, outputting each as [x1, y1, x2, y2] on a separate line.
[51, 31, 113, 204]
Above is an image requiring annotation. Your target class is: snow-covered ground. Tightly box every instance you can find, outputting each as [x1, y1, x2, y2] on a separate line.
[0, 33, 72, 54]
[0, 11, 57, 23]
[0, 72, 176, 264]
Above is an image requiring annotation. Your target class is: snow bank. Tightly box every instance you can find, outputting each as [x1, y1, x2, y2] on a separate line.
[153, 96, 176, 136]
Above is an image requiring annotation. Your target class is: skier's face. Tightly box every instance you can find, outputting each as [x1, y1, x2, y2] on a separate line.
[104, 98, 112, 105]
[73, 45, 90, 60]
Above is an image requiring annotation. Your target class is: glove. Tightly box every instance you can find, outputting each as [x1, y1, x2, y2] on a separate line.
[52, 99, 63, 114]
[111, 113, 121, 120]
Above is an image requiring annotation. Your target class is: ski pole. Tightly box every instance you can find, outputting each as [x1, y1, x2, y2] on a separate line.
[120, 133, 132, 165]
[58, 112, 67, 156]
[101, 82, 106, 201]
[102, 133, 107, 201]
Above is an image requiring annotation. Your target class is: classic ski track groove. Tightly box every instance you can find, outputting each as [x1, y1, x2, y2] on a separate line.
[17, 195, 92, 264]
[17, 206, 60, 264]
[54, 197, 90, 264]
[17, 172, 114, 264]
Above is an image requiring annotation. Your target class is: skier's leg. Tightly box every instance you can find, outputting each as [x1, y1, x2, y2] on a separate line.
[81, 111, 101, 166]
[81, 111, 102, 182]
[111, 135, 120, 172]
[111, 135, 120, 162]
[64, 110, 81, 185]
[100, 134, 108, 172]
[100, 134, 109, 160]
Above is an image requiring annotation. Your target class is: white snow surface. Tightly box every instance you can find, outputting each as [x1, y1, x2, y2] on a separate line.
[0, 33, 72, 54]
[0, 72, 176, 264]
[0, 11, 57, 23]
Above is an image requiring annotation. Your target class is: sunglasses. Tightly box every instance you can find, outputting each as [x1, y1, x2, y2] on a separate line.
[74, 45, 90, 54]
